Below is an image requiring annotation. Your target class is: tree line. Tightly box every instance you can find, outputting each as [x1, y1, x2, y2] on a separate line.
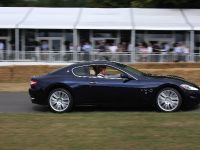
[0, 0, 200, 8]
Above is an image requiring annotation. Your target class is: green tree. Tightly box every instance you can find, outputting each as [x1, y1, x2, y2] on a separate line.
[0, 0, 23, 6]
[1, 0, 200, 8]
[131, 0, 200, 8]
[87, 0, 133, 7]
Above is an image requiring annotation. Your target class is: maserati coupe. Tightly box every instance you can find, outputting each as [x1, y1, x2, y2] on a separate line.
[29, 61, 200, 113]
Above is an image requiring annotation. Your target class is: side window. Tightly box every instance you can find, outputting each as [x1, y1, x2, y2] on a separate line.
[73, 66, 89, 77]
[89, 66, 97, 76]
[73, 65, 128, 79]
[93, 65, 124, 79]
[106, 66, 122, 76]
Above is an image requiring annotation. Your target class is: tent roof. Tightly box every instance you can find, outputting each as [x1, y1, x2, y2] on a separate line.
[0, 7, 30, 28]
[132, 8, 191, 30]
[18, 8, 80, 29]
[183, 9, 200, 30]
[0, 7, 197, 30]
[76, 8, 132, 30]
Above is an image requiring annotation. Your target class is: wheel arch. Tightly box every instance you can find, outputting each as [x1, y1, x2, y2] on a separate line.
[45, 83, 74, 102]
[154, 83, 184, 100]
[153, 83, 184, 112]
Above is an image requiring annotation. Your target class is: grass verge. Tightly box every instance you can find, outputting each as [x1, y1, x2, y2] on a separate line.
[0, 112, 200, 150]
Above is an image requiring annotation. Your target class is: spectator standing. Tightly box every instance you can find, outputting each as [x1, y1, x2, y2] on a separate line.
[127, 43, 133, 52]
[117, 43, 123, 52]
[138, 42, 148, 62]
[69, 43, 74, 51]
[152, 43, 161, 62]
[121, 42, 128, 52]
[0, 41, 4, 60]
[98, 41, 106, 52]
[160, 42, 170, 62]
[82, 42, 92, 61]
[147, 43, 153, 61]
[108, 43, 118, 53]
[40, 41, 49, 61]
[41, 41, 49, 51]
[174, 42, 183, 62]
[136, 43, 142, 61]
[98, 41, 109, 60]
[182, 44, 189, 62]
[108, 43, 118, 61]
[147, 43, 153, 53]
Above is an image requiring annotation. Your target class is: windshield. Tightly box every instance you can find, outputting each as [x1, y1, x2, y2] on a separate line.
[115, 63, 145, 76]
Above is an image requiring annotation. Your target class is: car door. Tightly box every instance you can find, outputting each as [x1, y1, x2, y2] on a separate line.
[72, 65, 96, 104]
[88, 65, 144, 106]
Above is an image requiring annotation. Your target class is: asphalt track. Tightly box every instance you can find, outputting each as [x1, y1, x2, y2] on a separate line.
[0, 92, 199, 113]
[0, 92, 49, 113]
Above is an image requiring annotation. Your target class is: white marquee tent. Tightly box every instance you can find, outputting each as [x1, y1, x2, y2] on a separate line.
[0, 7, 30, 28]
[132, 8, 191, 30]
[183, 9, 200, 30]
[0, 7, 199, 59]
[0, 7, 199, 30]
[76, 8, 132, 30]
[18, 8, 81, 29]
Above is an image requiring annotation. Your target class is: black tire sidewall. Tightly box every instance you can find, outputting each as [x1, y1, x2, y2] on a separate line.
[155, 87, 182, 112]
[48, 88, 73, 113]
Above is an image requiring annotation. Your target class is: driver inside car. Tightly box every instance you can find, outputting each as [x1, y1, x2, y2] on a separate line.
[97, 66, 107, 78]
[96, 66, 121, 79]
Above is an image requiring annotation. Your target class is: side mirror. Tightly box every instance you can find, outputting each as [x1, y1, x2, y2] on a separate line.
[120, 73, 132, 80]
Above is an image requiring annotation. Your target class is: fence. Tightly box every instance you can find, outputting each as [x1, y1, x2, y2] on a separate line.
[0, 50, 200, 63]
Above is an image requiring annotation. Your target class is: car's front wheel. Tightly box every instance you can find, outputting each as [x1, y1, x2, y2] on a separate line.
[48, 88, 73, 113]
[156, 87, 182, 112]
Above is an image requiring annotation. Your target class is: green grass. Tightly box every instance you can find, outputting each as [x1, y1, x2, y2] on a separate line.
[1, 112, 200, 150]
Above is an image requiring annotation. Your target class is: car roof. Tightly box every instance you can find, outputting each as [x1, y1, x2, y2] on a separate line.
[68, 61, 118, 68]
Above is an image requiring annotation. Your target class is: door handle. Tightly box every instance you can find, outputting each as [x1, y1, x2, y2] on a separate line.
[89, 81, 96, 85]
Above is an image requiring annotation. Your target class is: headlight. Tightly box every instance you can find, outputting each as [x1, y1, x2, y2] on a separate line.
[180, 84, 199, 91]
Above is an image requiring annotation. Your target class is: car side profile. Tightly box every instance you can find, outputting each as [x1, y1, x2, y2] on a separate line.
[29, 61, 200, 113]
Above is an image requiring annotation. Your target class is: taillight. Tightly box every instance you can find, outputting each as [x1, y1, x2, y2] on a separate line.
[30, 80, 38, 87]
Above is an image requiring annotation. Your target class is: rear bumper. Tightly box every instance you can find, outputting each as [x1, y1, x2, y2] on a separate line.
[29, 88, 47, 105]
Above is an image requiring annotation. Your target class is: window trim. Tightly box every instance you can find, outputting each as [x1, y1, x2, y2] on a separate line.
[71, 64, 138, 80]
[72, 65, 90, 77]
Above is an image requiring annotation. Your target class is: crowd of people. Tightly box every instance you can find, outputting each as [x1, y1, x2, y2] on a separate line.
[0, 39, 193, 62]
[77, 41, 132, 61]
[135, 42, 190, 62]
[78, 41, 131, 53]
[78, 41, 190, 62]
[0, 41, 4, 60]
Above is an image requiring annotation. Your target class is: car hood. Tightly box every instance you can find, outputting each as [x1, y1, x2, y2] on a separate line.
[149, 75, 184, 80]
[146, 74, 199, 87]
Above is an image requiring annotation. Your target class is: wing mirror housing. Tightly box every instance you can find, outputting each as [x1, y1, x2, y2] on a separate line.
[120, 73, 132, 80]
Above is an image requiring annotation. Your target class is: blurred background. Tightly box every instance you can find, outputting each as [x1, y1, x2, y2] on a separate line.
[0, 0, 200, 63]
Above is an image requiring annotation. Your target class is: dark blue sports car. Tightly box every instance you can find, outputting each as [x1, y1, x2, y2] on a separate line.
[29, 61, 200, 113]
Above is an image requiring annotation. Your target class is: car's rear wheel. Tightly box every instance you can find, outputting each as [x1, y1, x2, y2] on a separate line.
[156, 87, 182, 112]
[48, 88, 73, 113]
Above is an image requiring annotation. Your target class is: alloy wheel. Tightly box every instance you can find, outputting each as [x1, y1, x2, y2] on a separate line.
[157, 88, 181, 112]
[49, 89, 71, 112]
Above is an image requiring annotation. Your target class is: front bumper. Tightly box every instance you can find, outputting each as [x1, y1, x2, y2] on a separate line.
[29, 88, 47, 105]
[182, 89, 200, 108]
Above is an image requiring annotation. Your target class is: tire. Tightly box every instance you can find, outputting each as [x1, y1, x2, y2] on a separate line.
[48, 88, 73, 113]
[155, 87, 182, 112]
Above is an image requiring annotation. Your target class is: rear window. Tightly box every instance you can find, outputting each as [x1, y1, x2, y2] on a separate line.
[73, 66, 89, 76]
